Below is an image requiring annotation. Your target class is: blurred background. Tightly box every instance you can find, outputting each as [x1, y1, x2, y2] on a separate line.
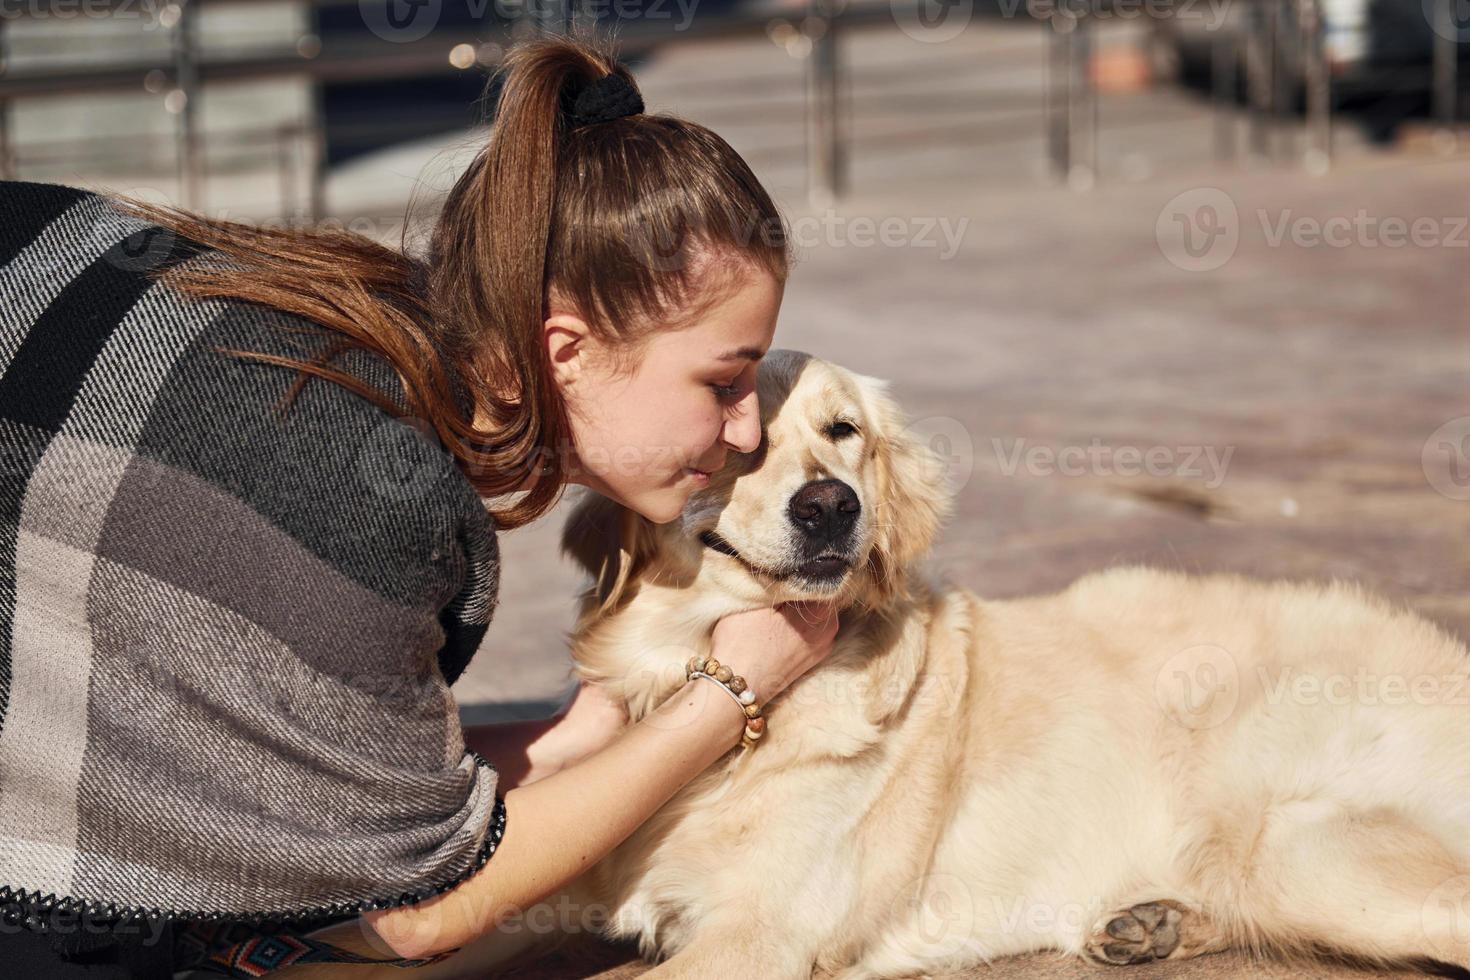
[5, 0, 1467, 721]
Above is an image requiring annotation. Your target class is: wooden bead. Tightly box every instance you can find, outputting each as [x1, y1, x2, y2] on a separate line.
[690, 655, 707, 673]
[727, 676, 746, 694]
[745, 716, 765, 734]
[743, 724, 764, 740]
[744, 703, 762, 719]
[714, 665, 734, 683]
[703, 659, 720, 675]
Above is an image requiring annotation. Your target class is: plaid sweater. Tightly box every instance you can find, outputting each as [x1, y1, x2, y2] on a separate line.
[0, 180, 506, 966]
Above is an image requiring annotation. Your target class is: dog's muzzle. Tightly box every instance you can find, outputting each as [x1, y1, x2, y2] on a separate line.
[699, 529, 855, 587]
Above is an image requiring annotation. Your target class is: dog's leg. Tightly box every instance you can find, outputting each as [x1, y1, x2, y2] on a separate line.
[1206, 802, 1470, 973]
[1082, 897, 1228, 966]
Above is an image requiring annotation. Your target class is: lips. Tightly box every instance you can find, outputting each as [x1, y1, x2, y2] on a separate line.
[797, 554, 849, 578]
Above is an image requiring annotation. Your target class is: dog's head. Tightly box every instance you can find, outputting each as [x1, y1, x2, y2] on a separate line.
[562, 351, 954, 619]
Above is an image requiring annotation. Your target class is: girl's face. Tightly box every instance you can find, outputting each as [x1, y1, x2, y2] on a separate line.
[554, 267, 781, 524]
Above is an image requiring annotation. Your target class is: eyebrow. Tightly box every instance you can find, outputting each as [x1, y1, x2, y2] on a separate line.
[716, 346, 767, 363]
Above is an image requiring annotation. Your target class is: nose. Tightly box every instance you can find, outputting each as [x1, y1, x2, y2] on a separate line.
[720, 391, 762, 454]
[788, 478, 860, 544]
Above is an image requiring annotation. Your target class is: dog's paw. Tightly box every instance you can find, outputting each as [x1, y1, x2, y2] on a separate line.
[1084, 900, 1186, 965]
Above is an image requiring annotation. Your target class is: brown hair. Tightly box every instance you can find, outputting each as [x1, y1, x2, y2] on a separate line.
[116, 31, 792, 530]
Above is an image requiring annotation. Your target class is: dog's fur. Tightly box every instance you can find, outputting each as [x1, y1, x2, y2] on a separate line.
[407, 350, 1470, 979]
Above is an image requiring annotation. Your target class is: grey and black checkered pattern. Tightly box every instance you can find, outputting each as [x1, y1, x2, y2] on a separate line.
[0, 179, 505, 932]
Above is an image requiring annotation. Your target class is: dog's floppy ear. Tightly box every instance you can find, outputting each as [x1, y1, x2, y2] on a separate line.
[560, 489, 659, 619]
[854, 373, 955, 607]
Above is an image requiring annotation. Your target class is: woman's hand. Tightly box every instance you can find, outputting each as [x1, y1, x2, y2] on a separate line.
[708, 601, 841, 704]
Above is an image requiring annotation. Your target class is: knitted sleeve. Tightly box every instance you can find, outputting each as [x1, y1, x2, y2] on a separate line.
[0, 179, 506, 930]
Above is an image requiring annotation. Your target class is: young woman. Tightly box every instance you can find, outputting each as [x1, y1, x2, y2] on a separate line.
[0, 33, 839, 978]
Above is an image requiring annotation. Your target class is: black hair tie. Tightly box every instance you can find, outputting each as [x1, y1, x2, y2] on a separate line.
[564, 72, 645, 128]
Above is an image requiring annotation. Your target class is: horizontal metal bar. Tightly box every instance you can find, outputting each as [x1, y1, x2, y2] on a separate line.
[0, 0, 900, 100]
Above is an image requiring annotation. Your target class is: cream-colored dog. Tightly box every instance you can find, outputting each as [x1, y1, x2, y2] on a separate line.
[428, 350, 1470, 979]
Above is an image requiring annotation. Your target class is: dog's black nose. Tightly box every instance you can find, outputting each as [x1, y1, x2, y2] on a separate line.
[788, 478, 860, 544]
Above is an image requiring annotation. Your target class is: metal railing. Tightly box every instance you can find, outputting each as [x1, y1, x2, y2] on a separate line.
[0, 0, 1463, 211]
[0, 0, 886, 210]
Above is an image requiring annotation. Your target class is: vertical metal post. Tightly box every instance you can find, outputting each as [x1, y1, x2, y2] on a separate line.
[277, 125, 298, 219]
[1068, 0, 1096, 187]
[1433, 0, 1458, 146]
[0, 17, 14, 179]
[0, 18, 13, 179]
[1212, 18, 1238, 161]
[305, 82, 327, 220]
[834, 0, 848, 196]
[1271, 0, 1294, 159]
[805, 0, 845, 208]
[1045, 4, 1075, 181]
[1300, 0, 1330, 171]
[1046, 0, 1095, 187]
[171, 0, 203, 208]
[1244, 0, 1272, 158]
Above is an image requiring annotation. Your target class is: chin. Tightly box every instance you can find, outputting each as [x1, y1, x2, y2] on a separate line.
[580, 479, 682, 526]
[626, 491, 687, 526]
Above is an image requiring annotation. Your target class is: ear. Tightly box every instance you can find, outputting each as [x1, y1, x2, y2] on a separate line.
[543, 311, 593, 390]
[853, 374, 956, 608]
[560, 489, 659, 620]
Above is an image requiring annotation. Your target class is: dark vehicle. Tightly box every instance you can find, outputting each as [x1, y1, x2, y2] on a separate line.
[1151, 0, 1470, 141]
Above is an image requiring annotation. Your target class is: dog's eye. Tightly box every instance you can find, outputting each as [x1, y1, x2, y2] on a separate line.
[827, 421, 859, 441]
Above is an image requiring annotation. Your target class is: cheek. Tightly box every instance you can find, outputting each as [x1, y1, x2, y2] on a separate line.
[694, 409, 727, 448]
[665, 395, 724, 446]
[619, 399, 713, 468]
[599, 373, 726, 470]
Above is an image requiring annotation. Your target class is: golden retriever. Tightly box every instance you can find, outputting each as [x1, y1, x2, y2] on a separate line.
[348, 349, 1470, 979]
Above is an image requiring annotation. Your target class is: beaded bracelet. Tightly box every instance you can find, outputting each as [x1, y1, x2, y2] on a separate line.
[685, 655, 765, 751]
